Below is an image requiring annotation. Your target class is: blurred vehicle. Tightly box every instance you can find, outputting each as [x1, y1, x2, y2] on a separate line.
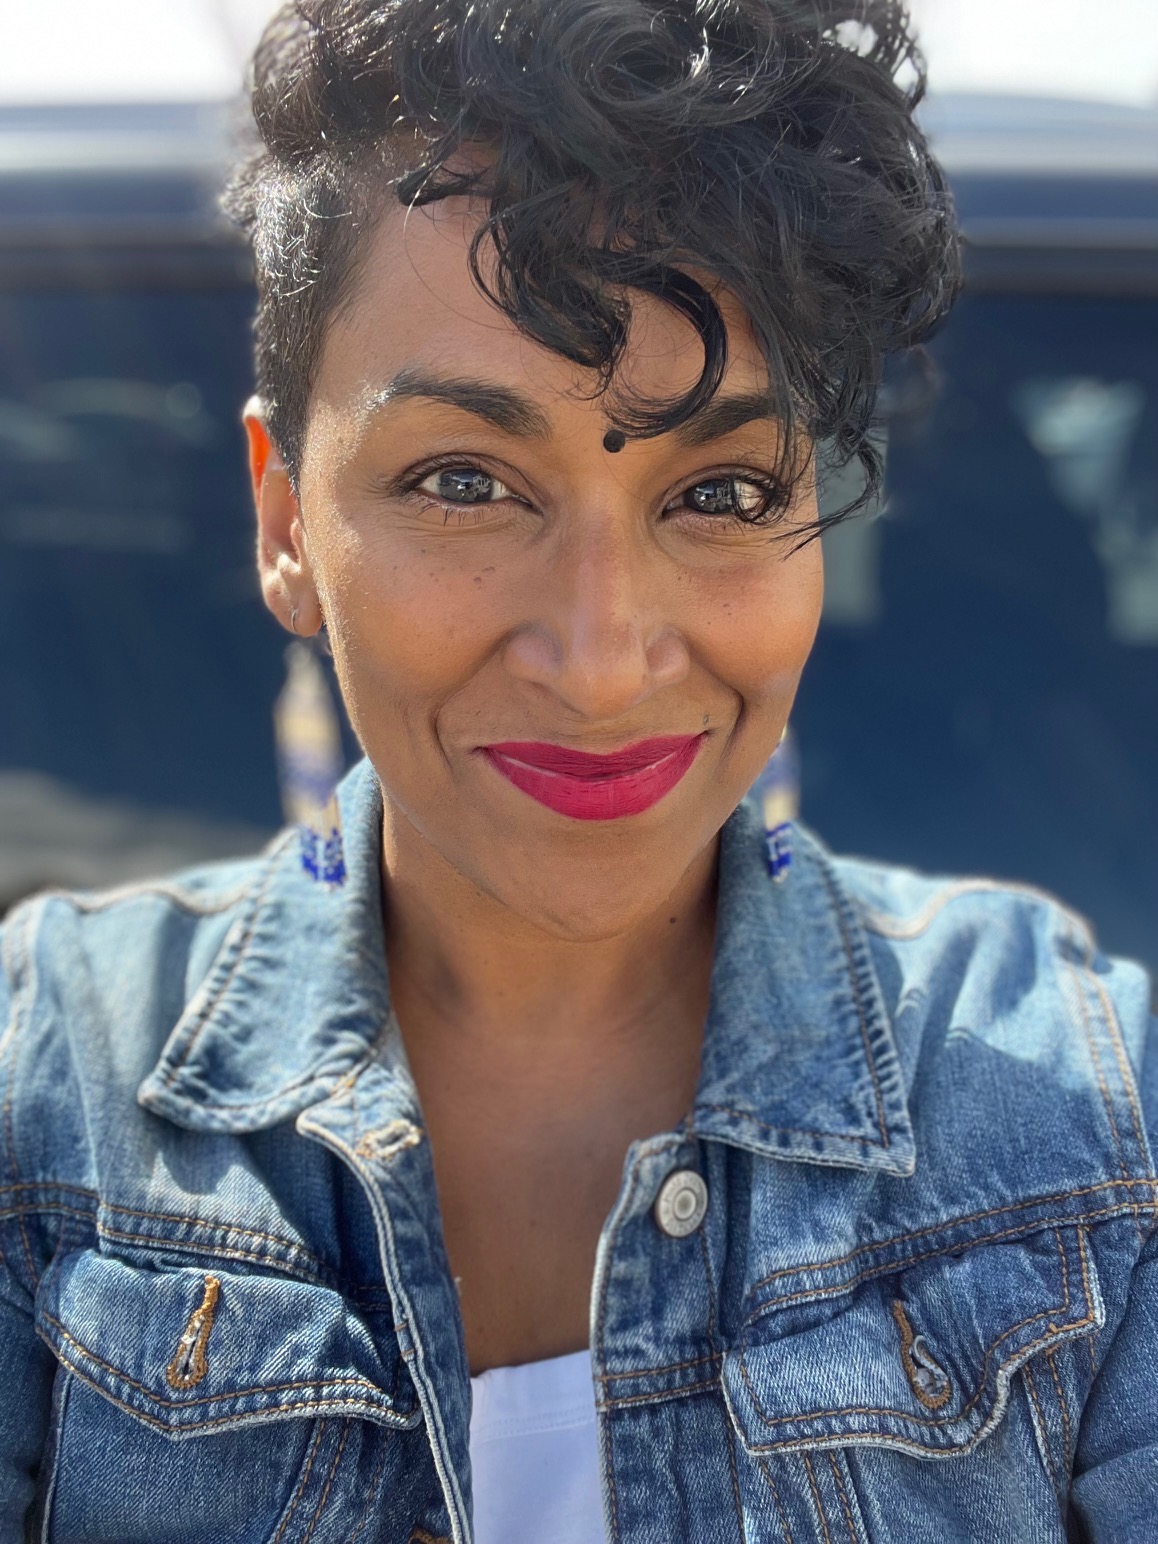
[0, 93, 1155, 977]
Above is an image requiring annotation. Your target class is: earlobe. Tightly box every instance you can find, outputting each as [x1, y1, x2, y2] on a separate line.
[243, 401, 323, 638]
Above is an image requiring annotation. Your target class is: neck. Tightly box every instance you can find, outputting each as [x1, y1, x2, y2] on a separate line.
[380, 808, 718, 1073]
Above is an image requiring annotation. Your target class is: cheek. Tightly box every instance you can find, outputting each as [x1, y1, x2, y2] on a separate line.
[316, 520, 512, 742]
[690, 540, 824, 707]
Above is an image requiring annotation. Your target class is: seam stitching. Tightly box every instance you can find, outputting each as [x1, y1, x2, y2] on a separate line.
[828, 1453, 859, 1544]
[816, 863, 890, 1148]
[160, 851, 284, 1086]
[745, 1203, 1144, 1322]
[746, 1179, 1154, 1297]
[270, 1418, 326, 1544]
[757, 1459, 795, 1544]
[301, 1418, 351, 1544]
[738, 1228, 1092, 1431]
[1022, 1359, 1059, 1495]
[803, 1452, 833, 1544]
[40, 1307, 390, 1407]
[1045, 1347, 1072, 1475]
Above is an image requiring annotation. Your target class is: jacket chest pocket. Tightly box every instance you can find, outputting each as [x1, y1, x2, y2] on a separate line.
[721, 1226, 1102, 1543]
[33, 1250, 422, 1544]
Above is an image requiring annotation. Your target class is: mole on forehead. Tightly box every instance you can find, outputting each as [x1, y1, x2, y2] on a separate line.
[603, 429, 627, 453]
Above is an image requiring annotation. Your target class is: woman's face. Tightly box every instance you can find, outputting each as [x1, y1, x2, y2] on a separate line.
[252, 199, 823, 938]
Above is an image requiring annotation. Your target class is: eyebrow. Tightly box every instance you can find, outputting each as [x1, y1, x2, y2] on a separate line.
[671, 391, 778, 448]
[364, 369, 552, 439]
[364, 369, 777, 448]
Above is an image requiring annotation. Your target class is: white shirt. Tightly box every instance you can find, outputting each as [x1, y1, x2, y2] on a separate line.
[469, 1349, 606, 1544]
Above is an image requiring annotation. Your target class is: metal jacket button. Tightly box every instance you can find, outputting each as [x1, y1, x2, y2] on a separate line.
[654, 1169, 708, 1237]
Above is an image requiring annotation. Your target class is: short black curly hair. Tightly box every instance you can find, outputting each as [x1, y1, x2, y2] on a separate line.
[224, 0, 961, 523]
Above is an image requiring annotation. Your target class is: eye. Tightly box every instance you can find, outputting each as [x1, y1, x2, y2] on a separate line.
[418, 467, 514, 504]
[676, 476, 774, 520]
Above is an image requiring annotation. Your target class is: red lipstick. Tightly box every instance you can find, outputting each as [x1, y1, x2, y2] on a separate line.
[480, 735, 706, 820]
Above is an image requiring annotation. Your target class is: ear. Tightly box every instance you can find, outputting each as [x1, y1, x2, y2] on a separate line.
[243, 397, 324, 637]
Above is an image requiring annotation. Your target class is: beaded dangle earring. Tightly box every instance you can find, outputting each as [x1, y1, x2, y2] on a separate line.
[751, 726, 800, 882]
[274, 639, 347, 887]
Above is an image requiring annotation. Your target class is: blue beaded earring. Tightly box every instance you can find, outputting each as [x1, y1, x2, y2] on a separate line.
[751, 727, 799, 883]
[274, 638, 347, 887]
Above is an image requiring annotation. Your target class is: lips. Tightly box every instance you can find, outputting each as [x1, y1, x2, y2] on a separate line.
[480, 734, 706, 821]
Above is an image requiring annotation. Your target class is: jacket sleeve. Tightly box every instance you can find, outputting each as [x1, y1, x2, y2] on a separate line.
[1069, 993, 1158, 1543]
[0, 1250, 57, 1542]
[0, 927, 58, 1543]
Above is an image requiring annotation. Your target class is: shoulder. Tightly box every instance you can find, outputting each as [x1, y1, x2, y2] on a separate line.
[827, 841, 1158, 1182]
[0, 838, 290, 1186]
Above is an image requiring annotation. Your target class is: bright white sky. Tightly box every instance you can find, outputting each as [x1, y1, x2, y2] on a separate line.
[1, 0, 1156, 106]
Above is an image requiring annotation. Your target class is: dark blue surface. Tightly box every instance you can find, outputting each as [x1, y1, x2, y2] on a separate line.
[796, 292, 1158, 973]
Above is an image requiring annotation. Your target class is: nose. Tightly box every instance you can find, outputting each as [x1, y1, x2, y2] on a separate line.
[503, 518, 689, 721]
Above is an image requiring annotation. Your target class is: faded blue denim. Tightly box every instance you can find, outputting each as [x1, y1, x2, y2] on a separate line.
[1, 756, 1155, 1543]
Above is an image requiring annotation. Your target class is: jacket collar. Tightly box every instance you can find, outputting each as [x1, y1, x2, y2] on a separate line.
[138, 758, 914, 1175]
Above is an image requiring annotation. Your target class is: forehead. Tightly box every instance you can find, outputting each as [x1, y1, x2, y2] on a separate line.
[312, 196, 770, 420]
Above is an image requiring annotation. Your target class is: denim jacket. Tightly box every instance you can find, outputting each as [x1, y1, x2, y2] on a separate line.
[1, 756, 1155, 1544]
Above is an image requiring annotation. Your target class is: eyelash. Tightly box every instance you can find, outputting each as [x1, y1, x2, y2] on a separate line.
[391, 456, 790, 526]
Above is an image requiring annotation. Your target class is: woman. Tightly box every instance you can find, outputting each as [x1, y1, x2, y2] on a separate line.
[1, 1, 1154, 1540]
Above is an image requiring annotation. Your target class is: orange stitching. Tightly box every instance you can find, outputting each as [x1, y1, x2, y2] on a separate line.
[301, 1418, 351, 1544]
[743, 1313, 1100, 1456]
[1062, 947, 1131, 1189]
[53, 866, 270, 917]
[827, 1453, 859, 1544]
[270, 1418, 326, 1544]
[747, 1203, 1144, 1319]
[409, 1533, 452, 1544]
[47, 1346, 408, 1435]
[354, 1120, 423, 1162]
[165, 1273, 220, 1390]
[0, 1181, 98, 1199]
[858, 877, 1090, 941]
[40, 1307, 390, 1407]
[816, 863, 890, 1148]
[695, 1106, 889, 1150]
[100, 1200, 326, 1263]
[759, 1459, 795, 1544]
[600, 1375, 719, 1409]
[1044, 1348, 1071, 1472]
[891, 1300, 952, 1410]
[747, 1180, 1155, 1296]
[161, 852, 284, 1085]
[1088, 966, 1148, 1162]
[739, 1230, 1093, 1432]
[725, 1421, 748, 1544]
[1, 1203, 95, 1225]
[601, 1411, 621, 1544]
[803, 1453, 833, 1544]
[1022, 1360, 1058, 1492]
[347, 1436, 392, 1544]
[596, 1350, 721, 1383]
[95, 1226, 326, 1285]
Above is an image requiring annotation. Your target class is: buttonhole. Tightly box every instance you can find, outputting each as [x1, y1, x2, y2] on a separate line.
[165, 1274, 221, 1390]
[892, 1299, 952, 1410]
[355, 1118, 424, 1162]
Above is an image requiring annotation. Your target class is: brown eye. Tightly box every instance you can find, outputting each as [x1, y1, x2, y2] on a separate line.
[419, 467, 511, 504]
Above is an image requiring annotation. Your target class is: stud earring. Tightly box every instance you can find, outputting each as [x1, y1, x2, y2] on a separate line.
[751, 726, 799, 882]
[273, 641, 347, 886]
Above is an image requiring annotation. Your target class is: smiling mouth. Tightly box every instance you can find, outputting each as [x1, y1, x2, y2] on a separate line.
[479, 734, 707, 820]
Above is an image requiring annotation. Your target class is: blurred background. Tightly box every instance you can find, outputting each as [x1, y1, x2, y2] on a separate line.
[0, 0, 1155, 975]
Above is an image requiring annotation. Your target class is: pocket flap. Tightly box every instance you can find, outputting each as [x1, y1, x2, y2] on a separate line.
[723, 1225, 1101, 1457]
[36, 1250, 421, 1436]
